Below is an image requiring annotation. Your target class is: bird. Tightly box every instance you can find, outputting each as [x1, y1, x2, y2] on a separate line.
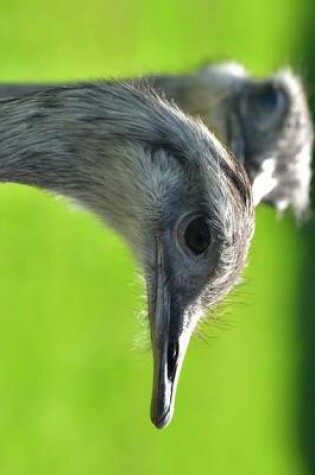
[0, 80, 254, 428]
[150, 62, 314, 219]
[1, 62, 313, 218]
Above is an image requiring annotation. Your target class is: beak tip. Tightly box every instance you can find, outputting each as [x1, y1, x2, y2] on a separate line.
[151, 410, 172, 430]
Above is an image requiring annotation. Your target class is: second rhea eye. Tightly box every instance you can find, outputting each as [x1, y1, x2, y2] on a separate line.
[253, 84, 280, 113]
[184, 216, 211, 255]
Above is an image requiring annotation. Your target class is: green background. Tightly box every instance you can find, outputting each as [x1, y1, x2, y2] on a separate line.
[0, 0, 314, 473]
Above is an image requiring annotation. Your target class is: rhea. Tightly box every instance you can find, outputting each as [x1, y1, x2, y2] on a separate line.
[0, 82, 253, 428]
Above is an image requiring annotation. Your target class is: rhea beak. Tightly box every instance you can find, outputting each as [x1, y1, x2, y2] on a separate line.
[149, 241, 192, 429]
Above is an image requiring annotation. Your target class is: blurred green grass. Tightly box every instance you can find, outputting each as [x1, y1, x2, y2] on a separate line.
[0, 0, 311, 474]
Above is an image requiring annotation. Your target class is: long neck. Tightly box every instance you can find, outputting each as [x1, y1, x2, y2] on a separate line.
[0, 88, 97, 194]
[0, 84, 154, 241]
[0, 70, 228, 111]
[0, 71, 237, 161]
[0, 82, 202, 250]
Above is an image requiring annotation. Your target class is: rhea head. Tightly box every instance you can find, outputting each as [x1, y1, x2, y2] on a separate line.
[109, 90, 255, 428]
[158, 63, 313, 217]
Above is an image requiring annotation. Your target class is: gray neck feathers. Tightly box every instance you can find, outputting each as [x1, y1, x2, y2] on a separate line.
[0, 83, 222, 248]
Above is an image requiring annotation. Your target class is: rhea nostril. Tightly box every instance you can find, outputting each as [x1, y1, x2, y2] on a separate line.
[167, 341, 179, 382]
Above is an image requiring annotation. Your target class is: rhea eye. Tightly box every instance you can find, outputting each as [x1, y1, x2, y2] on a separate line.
[184, 217, 211, 255]
[244, 82, 287, 128]
[240, 82, 287, 134]
[251, 84, 282, 115]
